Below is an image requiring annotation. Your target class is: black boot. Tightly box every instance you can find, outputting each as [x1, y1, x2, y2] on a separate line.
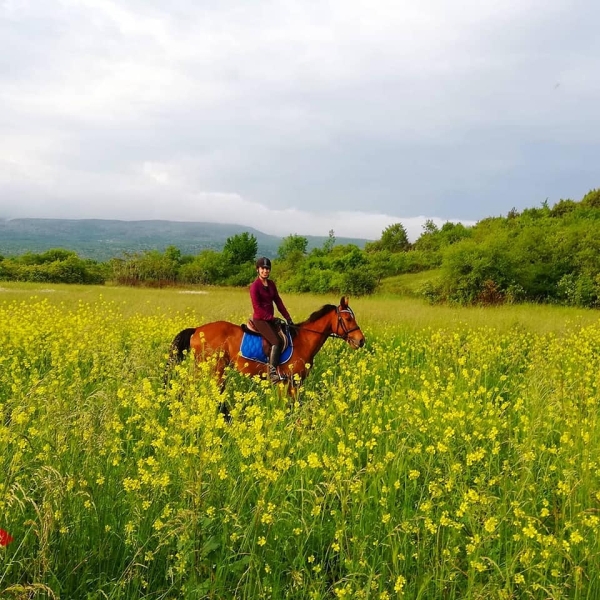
[268, 345, 285, 383]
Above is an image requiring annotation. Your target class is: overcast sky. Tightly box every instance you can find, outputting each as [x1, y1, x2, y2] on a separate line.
[1, 0, 598, 241]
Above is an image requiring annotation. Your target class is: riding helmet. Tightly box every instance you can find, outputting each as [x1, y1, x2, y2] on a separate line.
[256, 256, 272, 269]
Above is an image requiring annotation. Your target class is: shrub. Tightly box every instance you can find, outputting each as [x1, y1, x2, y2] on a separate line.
[557, 273, 600, 308]
[340, 268, 377, 296]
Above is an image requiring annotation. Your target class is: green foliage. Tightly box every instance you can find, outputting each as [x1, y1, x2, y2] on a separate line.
[322, 229, 336, 254]
[278, 244, 374, 295]
[177, 250, 227, 285]
[412, 221, 471, 257]
[439, 221, 472, 245]
[114, 243, 255, 288]
[581, 188, 600, 208]
[366, 250, 395, 282]
[223, 232, 258, 265]
[15, 248, 79, 267]
[0, 249, 106, 284]
[3, 187, 600, 305]
[223, 263, 256, 287]
[340, 268, 377, 296]
[557, 273, 600, 308]
[329, 245, 368, 270]
[434, 190, 600, 305]
[0, 219, 370, 261]
[111, 249, 180, 286]
[304, 269, 342, 294]
[519, 202, 551, 221]
[164, 245, 182, 264]
[277, 234, 308, 260]
[550, 198, 577, 217]
[440, 238, 513, 304]
[366, 222, 410, 253]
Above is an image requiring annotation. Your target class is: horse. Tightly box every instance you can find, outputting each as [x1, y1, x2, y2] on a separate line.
[166, 296, 365, 396]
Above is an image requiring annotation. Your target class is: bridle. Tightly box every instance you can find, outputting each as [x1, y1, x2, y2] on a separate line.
[290, 307, 361, 341]
[332, 307, 361, 339]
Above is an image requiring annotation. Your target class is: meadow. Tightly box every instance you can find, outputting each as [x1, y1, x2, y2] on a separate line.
[1, 282, 600, 599]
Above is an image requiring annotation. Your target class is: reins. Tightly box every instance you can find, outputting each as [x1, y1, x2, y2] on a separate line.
[288, 308, 360, 341]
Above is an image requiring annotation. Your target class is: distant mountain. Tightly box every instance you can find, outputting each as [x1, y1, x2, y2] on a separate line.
[0, 218, 369, 261]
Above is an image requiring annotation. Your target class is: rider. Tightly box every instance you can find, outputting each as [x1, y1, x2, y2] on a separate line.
[250, 256, 293, 383]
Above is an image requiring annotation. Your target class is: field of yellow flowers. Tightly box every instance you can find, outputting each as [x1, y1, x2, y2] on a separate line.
[1, 283, 600, 599]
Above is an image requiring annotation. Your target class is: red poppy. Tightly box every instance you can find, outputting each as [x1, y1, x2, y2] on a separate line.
[0, 528, 14, 546]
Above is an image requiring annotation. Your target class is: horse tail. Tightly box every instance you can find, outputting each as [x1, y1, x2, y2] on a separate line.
[164, 327, 197, 387]
[169, 327, 197, 363]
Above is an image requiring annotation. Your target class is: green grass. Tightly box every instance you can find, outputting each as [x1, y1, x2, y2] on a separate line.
[1, 280, 597, 334]
[376, 269, 442, 297]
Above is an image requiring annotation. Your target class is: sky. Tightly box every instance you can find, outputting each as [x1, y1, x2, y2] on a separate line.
[1, 0, 599, 241]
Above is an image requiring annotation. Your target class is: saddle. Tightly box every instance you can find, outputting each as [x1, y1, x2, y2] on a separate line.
[243, 318, 290, 354]
[240, 319, 293, 364]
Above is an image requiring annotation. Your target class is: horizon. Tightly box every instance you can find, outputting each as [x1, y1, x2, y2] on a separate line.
[0, 214, 468, 243]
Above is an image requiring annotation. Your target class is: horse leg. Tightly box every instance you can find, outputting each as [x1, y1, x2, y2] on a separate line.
[218, 400, 232, 423]
[215, 355, 232, 423]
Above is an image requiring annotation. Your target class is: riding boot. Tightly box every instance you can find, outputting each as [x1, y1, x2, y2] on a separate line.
[268, 344, 285, 383]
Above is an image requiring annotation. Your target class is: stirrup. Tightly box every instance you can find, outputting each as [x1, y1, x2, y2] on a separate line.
[269, 367, 287, 383]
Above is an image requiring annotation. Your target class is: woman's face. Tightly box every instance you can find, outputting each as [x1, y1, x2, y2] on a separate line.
[258, 266, 271, 280]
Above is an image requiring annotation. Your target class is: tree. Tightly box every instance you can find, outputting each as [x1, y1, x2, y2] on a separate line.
[137, 250, 179, 284]
[178, 250, 227, 285]
[550, 199, 577, 217]
[39, 248, 77, 263]
[423, 219, 439, 234]
[322, 230, 336, 254]
[20, 248, 77, 265]
[330, 245, 368, 271]
[381, 223, 410, 252]
[439, 222, 471, 246]
[341, 268, 377, 296]
[366, 223, 410, 253]
[164, 245, 182, 265]
[223, 232, 258, 265]
[277, 234, 308, 260]
[581, 188, 600, 209]
[414, 220, 441, 252]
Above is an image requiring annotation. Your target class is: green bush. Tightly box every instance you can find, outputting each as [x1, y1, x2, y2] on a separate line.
[557, 273, 600, 308]
[340, 268, 377, 296]
[0, 252, 107, 284]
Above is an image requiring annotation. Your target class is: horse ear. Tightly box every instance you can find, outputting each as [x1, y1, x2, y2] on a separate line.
[340, 296, 349, 308]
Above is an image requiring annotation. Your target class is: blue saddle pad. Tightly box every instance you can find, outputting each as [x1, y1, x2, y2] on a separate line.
[239, 330, 293, 364]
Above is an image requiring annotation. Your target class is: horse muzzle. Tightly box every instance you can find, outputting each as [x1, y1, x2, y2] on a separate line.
[348, 335, 365, 349]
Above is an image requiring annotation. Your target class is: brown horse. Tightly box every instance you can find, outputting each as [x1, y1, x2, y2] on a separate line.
[167, 296, 365, 394]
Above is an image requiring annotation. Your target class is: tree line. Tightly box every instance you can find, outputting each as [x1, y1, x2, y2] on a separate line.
[1, 188, 599, 307]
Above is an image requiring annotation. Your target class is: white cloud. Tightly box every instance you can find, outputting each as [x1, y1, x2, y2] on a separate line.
[1, 0, 599, 232]
[1, 154, 472, 240]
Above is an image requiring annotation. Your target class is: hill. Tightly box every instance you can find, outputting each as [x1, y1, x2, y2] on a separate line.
[0, 218, 369, 261]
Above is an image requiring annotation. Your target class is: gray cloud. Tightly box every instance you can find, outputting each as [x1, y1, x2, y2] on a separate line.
[1, 0, 598, 240]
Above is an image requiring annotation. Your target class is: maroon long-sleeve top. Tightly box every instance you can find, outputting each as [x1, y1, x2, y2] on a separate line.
[249, 278, 291, 322]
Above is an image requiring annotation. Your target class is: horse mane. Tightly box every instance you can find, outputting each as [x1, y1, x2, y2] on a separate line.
[286, 304, 336, 340]
[301, 304, 336, 325]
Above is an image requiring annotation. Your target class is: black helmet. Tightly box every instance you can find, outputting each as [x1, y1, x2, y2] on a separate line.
[256, 256, 272, 269]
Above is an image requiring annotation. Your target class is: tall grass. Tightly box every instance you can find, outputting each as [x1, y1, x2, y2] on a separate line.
[1, 283, 600, 598]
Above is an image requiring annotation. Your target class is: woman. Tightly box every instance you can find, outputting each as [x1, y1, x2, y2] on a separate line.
[250, 256, 293, 383]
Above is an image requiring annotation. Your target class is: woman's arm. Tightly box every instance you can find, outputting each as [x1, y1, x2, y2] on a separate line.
[271, 281, 292, 322]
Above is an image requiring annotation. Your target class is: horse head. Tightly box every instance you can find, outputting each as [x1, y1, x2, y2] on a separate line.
[334, 296, 365, 349]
